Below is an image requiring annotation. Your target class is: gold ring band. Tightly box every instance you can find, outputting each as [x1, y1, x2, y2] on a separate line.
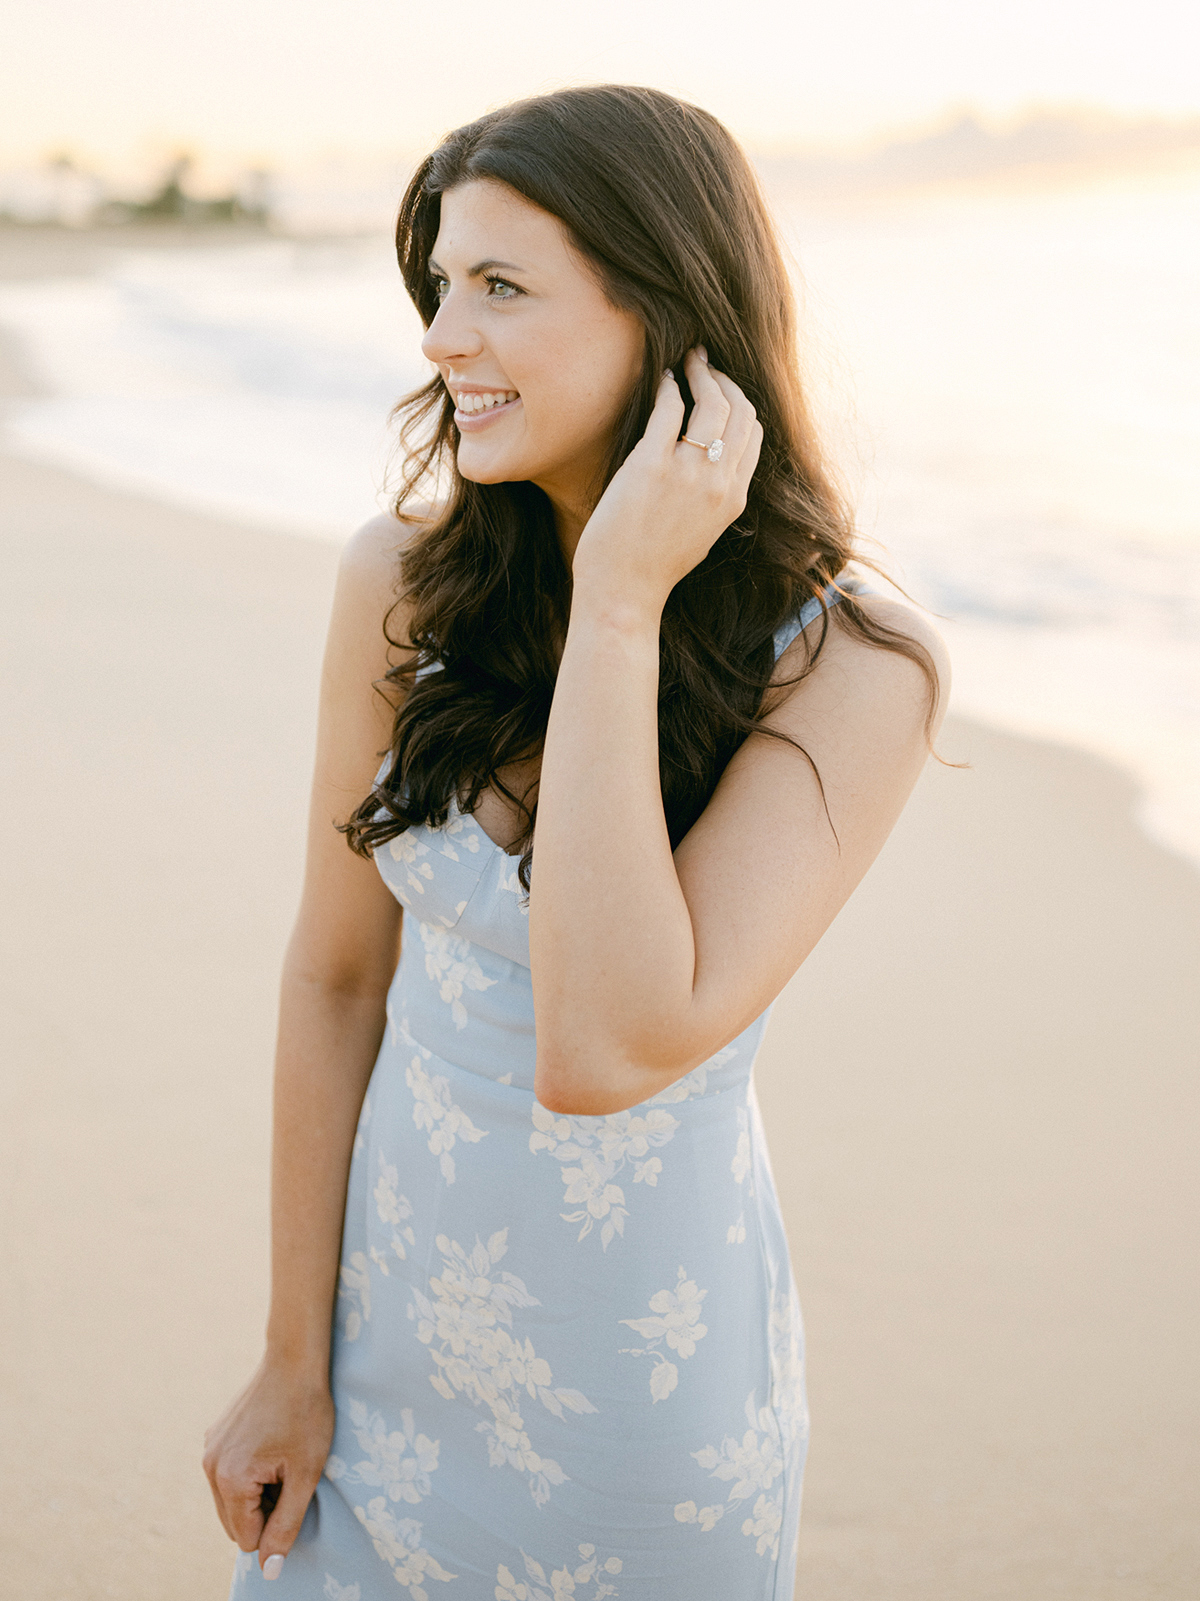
[681, 435, 725, 462]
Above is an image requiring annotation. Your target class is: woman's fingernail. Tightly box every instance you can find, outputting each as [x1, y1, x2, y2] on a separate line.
[697, 345, 708, 363]
[263, 1553, 285, 1580]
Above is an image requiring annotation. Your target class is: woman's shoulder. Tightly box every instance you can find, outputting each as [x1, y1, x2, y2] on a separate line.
[772, 578, 951, 739]
[334, 504, 441, 634]
[844, 586, 950, 683]
[846, 587, 951, 735]
[778, 575, 948, 673]
[339, 502, 439, 580]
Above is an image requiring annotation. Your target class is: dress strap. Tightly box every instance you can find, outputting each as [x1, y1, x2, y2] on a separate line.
[772, 578, 847, 661]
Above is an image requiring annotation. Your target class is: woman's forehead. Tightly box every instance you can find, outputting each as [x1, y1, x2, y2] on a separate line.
[433, 181, 573, 274]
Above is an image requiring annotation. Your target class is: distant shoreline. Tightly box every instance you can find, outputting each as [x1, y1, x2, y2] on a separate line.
[5, 109, 1200, 237]
[0, 221, 293, 290]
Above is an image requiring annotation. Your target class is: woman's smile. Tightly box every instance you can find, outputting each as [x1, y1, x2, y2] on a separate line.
[451, 384, 522, 428]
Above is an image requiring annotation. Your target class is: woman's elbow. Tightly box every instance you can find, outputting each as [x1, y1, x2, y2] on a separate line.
[533, 1034, 693, 1116]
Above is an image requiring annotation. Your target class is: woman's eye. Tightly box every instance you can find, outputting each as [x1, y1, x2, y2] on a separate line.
[486, 277, 520, 300]
[431, 277, 448, 301]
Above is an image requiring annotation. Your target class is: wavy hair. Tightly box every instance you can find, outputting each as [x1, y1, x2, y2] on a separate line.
[341, 85, 937, 882]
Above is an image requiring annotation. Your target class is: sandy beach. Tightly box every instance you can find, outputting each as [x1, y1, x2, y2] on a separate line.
[2, 241, 1198, 1600]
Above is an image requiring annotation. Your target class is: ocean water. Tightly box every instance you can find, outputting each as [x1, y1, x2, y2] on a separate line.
[1, 168, 1197, 870]
[0, 237, 429, 534]
[775, 169, 1200, 873]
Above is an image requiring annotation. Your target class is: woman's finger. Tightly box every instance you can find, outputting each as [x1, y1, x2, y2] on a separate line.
[221, 1469, 269, 1553]
[259, 1468, 321, 1571]
[202, 1437, 240, 1543]
[730, 418, 765, 504]
[204, 1473, 237, 1544]
[640, 369, 687, 455]
[679, 347, 731, 457]
[705, 367, 758, 468]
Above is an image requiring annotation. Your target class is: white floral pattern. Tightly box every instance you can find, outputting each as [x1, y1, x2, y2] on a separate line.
[371, 1151, 416, 1268]
[727, 1102, 754, 1243]
[672, 1500, 724, 1533]
[435, 810, 484, 861]
[405, 1043, 488, 1182]
[769, 1283, 808, 1461]
[387, 831, 436, 900]
[731, 1106, 752, 1188]
[408, 1229, 597, 1505]
[351, 1505, 455, 1600]
[325, 1400, 454, 1599]
[495, 1545, 623, 1601]
[338, 1250, 372, 1342]
[740, 1494, 784, 1559]
[418, 921, 497, 1030]
[326, 1400, 440, 1506]
[380, 811, 481, 926]
[618, 1267, 708, 1402]
[673, 1391, 787, 1561]
[324, 1577, 361, 1601]
[529, 1104, 681, 1249]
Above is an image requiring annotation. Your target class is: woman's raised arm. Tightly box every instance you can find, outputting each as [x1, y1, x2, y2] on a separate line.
[529, 351, 949, 1115]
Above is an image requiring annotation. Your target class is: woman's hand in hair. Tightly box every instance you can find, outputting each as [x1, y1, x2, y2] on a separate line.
[571, 347, 763, 618]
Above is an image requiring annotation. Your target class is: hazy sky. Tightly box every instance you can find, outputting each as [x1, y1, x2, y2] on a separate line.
[2, 0, 1197, 170]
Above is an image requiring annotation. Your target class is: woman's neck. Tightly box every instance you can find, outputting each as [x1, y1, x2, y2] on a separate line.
[531, 465, 600, 572]
[550, 500, 588, 569]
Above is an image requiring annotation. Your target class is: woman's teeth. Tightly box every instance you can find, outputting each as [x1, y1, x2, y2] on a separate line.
[455, 390, 519, 413]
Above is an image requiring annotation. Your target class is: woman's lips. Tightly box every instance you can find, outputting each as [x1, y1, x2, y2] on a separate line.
[454, 395, 523, 431]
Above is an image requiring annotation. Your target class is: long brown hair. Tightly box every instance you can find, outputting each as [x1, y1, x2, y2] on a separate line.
[341, 85, 937, 882]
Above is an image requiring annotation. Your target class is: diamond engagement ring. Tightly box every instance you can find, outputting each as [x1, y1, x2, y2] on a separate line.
[682, 435, 724, 463]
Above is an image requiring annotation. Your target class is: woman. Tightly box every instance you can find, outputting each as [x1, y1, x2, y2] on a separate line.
[204, 84, 947, 1600]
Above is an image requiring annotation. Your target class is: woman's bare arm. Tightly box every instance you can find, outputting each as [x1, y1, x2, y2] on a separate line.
[529, 352, 949, 1114]
[203, 513, 413, 1571]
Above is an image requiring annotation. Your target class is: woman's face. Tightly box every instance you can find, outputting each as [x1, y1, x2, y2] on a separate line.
[421, 180, 645, 510]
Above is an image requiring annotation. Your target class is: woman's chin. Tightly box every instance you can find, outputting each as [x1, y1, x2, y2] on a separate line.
[456, 460, 516, 486]
[455, 445, 529, 486]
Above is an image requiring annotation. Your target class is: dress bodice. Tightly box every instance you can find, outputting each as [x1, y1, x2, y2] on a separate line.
[376, 799, 532, 964]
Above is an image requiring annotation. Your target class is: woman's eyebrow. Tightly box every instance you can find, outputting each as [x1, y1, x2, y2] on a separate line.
[428, 256, 529, 277]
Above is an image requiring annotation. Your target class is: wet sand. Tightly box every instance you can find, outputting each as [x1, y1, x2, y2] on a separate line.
[1, 314, 1198, 1598]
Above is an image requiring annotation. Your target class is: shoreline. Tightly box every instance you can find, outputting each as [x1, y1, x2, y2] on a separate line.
[2, 447, 1198, 1597]
[0, 219, 287, 280]
[2, 220, 1198, 887]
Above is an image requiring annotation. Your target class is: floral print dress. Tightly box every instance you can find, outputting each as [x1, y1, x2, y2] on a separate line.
[228, 593, 843, 1601]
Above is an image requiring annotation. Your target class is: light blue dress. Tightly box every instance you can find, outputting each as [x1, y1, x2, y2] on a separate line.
[230, 591, 842, 1601]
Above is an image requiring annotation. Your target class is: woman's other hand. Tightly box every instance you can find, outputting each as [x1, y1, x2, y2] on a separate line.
[571, 347, 763, 619]
[202, 1359, 335, 1577]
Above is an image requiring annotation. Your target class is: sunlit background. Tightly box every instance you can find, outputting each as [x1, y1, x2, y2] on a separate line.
[2, 0, 1198, 866]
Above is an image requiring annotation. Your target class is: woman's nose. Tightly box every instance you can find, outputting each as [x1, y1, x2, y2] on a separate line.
[421, 294, 484, 366]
